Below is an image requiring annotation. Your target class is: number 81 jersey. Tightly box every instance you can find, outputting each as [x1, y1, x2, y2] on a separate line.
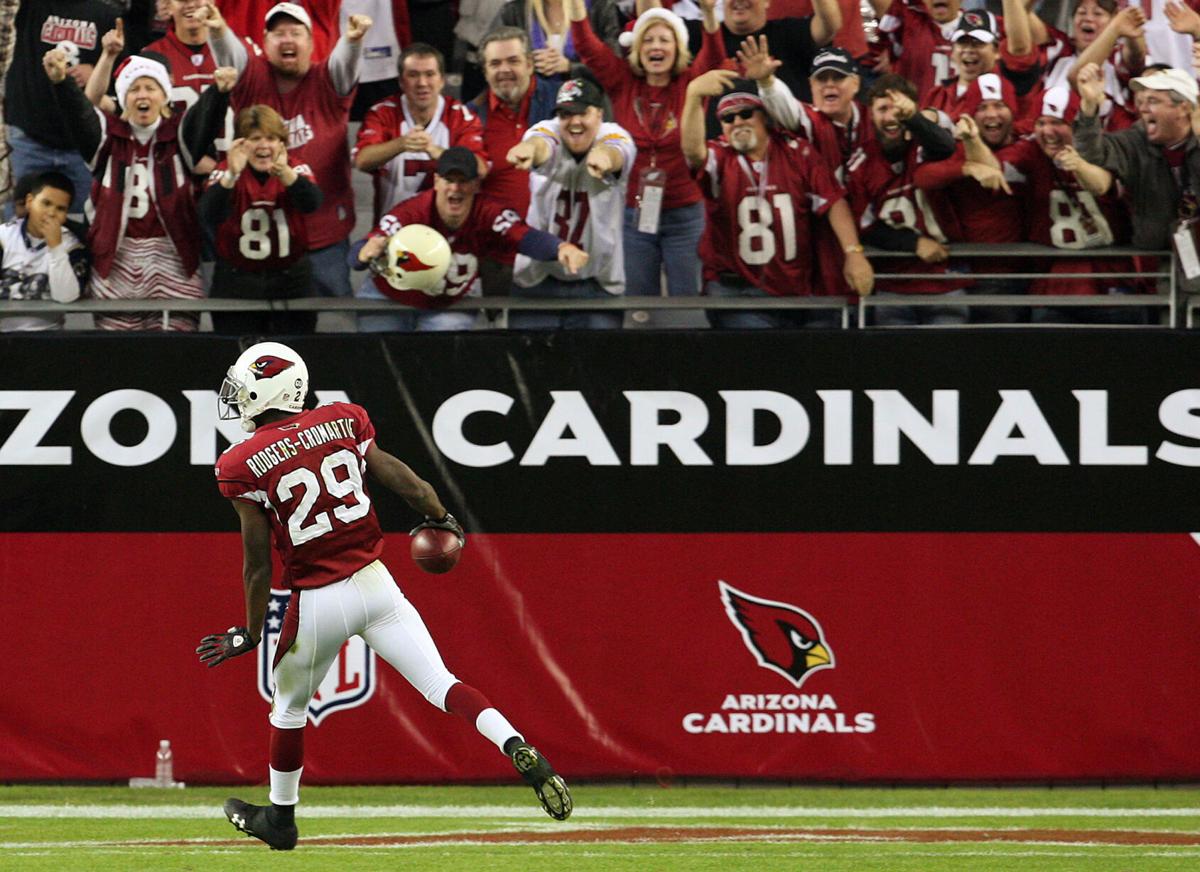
[216, 402, 383, 590]
[697, 131, 844, 296]
[207, 161, 314, 271]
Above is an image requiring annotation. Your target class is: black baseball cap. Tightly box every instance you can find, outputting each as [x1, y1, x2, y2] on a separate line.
[810, 48, 858, 78]
[436, 146, 479, 180]
[555, 78, 604, 115]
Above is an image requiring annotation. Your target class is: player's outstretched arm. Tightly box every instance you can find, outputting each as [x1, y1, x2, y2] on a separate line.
[196, 500, 271, 667]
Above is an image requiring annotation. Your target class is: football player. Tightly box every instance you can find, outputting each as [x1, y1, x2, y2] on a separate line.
[200, 341, 573, 851]
[351, 146, 588, 331]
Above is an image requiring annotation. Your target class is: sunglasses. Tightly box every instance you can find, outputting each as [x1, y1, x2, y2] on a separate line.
[720, 108, 757, 124]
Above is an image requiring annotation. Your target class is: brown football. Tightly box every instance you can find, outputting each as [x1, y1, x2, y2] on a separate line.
[411, 527, 462, 574]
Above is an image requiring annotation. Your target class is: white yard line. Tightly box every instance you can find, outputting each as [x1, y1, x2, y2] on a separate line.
[1, 804, 1199, 819]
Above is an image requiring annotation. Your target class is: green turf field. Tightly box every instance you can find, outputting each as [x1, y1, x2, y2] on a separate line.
[2, 783, 1198, 870]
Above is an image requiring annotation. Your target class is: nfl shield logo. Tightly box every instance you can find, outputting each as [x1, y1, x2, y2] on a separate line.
[257, 589, 376, 725]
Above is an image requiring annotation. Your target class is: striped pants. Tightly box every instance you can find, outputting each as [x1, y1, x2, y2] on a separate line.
[88, 236, 203, 331]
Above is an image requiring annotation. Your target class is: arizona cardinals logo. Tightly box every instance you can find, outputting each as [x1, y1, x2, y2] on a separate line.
[718, 581, 834, 688]
[248, 355, 294, 379]
[395, 250, 437, 272]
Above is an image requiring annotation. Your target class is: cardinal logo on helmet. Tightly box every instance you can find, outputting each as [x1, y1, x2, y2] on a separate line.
[719, 580, 834, 688]
[394, 250, 438, 272]
[248, 356, 294, 379]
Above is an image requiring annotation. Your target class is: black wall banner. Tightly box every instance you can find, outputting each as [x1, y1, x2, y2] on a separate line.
[2, 331, 1197, 533]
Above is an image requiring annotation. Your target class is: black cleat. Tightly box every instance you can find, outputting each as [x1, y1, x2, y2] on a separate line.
[510, 742, 573, 821]
[223, 798, 298, 851]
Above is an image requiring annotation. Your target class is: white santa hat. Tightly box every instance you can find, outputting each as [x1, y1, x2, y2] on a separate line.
[618, 8, 690, 55]
[115, 55, 173, 112]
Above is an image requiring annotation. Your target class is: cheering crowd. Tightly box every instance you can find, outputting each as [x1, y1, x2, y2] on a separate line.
[2, 0, 1198, 331]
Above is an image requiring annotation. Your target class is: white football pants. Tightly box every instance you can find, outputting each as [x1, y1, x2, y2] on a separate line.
[270, 559, 459, 729]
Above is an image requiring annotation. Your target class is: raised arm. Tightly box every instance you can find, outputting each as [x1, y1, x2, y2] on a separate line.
[811, 0, 843, 46]
[1068, 7, 1145, 86]
[568, 0, 627, 91]
[180, 68, 236, 171]
[46, 50, 103, 162]
[1073, 63, 1136, 175]
[85, 17, 123, 112]
[738, 36, 803, 130]
[681, 69, 737, 168]
[1000, 0, 1033, 57]
[204, 2, 248, 74]
[327, 14, 371, 96]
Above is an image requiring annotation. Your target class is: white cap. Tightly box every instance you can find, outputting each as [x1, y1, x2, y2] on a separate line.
[1130, 68, 1198, 107]
[618, 8, 689, 54]
[115, 55, 173, 113]
[265, 2, 312, 31]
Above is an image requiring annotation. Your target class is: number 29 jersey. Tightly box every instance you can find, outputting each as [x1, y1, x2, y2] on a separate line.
[215, 402, 383, 590]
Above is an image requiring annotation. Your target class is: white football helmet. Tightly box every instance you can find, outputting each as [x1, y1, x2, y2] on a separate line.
[382, 224, 452, 295]
[218, 341, 309, 432]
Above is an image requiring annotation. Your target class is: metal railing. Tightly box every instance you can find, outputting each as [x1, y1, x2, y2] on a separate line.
[0, 244, 1179, 330]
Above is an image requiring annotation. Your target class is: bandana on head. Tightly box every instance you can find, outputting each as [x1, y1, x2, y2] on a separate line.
[717, 92, 764, 117]
[1039, 85, 1080, 123]
[115, 55, 173, 114]
[959, 73, 1016, 119]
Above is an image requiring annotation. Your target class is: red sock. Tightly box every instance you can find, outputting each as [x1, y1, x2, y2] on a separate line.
[444, 682, 492, 722]
[270, 726, 305, 772]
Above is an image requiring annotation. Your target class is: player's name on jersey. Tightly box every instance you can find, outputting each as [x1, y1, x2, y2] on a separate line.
[244, 417, 358, 477]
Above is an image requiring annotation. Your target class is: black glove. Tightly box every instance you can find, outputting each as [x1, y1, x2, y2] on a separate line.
[196, 626, 258, 668]
[410, 512, 465, 547]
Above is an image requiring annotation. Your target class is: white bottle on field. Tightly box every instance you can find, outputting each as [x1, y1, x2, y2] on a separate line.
[155, 740, 173, 786]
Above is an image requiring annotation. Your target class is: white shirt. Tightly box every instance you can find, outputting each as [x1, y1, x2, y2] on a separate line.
[513, 119, 637, 294]
[0, 218, 86, 332]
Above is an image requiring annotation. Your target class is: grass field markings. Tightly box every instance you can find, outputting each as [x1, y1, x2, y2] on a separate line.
[8, 825, 1200, 851]
[4, 804, 1200, 819]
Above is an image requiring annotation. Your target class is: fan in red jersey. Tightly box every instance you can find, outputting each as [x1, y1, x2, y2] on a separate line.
[49, 48, 233, 330]
[203, 2, 373, 299]
[353, 42, 486, 222]
[742, 40, 874, 297]
[845, 73, 964, 325]
[200, 104, 323, 335]
[681, 71, 873, 329]
[996, 85, 1143, 323]
[202, 341, 573, 852]
[924, 7, 1042, 122]
[1038, 0, 1140, 131]
[350, 146, 588, 331]
[914, 73, 1029, 323]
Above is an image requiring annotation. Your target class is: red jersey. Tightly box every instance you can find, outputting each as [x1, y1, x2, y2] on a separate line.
[914, 148, 1025, 244]
[230, 54, 354, 249]
[792, 102, 873, 184]
[477, 88, 535, 221]
[696, 131, 843, 296]
[572, 18, 725, 210]
[144, 30, 216, 115]
[354, 95, 485, 219]
[215, 402, 384, 590]
[206, 161, 315, 270]
[998, 137, 1132, 294]
[877, 0, 963, 99]
[846, 139, 957, 293]
[368, 189, 532, 309]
